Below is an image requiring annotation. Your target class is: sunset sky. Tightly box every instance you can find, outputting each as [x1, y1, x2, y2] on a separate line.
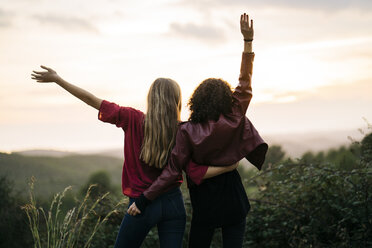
[1, 0, 372, 152]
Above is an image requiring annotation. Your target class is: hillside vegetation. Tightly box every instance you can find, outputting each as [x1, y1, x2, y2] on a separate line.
[0, 131, 371, 247]
[0, 153, 122, 197]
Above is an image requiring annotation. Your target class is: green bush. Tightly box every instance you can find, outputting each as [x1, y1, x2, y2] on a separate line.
[244, 133, 372, 247]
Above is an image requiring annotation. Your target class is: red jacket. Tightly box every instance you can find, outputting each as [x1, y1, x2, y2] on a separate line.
[144, 52, 268, 200]
[98, 101, 209, 198]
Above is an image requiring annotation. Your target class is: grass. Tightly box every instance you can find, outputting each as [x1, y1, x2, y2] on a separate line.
[22, 176, 124, 248]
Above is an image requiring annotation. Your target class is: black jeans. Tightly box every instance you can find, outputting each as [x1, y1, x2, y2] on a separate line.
[114, 187, 186, 248]
[188, 217, 246, 248]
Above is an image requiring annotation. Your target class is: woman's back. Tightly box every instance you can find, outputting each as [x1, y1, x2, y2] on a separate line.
[98, 101, 182, 197]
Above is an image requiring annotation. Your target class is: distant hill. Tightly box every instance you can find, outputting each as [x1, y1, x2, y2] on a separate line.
[84, 129, 366, 159]
[13, 149, 77, 157]
[10, 129, 366, 160]
[0, 152, 123, 198]
[263, 128, 365, 158]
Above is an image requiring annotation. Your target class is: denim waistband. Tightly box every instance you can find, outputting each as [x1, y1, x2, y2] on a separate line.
[160, 186, 182, 198]
[130, 186, 181, 201]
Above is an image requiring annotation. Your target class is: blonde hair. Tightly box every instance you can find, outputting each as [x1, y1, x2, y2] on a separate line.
[140, 78, 182, 169]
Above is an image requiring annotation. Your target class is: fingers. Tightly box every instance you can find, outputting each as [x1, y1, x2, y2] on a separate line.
[31, 66, 49, 80]
[31, 73, 44, 78]
[40, 65, 54, 72]
[31, 65, 54, 82]
[31, 75, 41, 80]
[240, 13, 252, 28]
[127, 205, 133, 215]
[31, 73, 43, 79]
[40, 65, 49, 71]
[231, 162, 238, 170]
[127, 203, 141, 216]
[32, 70, 46, 74]
[31, 73, 46, 83]
[129, 209, 140, 216]
[241, 13, 248, 24]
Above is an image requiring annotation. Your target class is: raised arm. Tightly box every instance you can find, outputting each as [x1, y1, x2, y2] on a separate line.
[233, 13, 255, 114]
[31, 66, 102, 110]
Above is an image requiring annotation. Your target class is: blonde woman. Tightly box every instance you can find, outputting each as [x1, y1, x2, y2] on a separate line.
[30, 68, 237, 247]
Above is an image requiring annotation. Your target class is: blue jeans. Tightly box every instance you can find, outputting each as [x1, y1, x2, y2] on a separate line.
[188, 217, 246, 248]
[114, 187, 186, 248]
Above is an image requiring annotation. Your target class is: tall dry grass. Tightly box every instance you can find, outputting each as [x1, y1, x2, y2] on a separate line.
[22, 176, 123, 248]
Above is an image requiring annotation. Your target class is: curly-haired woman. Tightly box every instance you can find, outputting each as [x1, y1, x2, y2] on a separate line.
[31, 68, 237, 246]
[128, 13, 268, 247]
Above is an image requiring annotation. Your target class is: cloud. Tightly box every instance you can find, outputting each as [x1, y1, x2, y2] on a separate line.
[181, 0, 372, 11]
[33, 14, 99, 33]
[168, 22, 226, 44]
[0, 8, 14, 28]
[250, 79, 372, 133]
[258, 79, 372, 106]
[259, 0, 372, 10]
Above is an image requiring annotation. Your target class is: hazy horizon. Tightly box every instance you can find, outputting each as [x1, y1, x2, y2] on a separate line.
[3, 127, 369, 160]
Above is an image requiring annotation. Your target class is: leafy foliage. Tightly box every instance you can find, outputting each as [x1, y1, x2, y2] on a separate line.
[263, 145, 286, 168]
[243, 133, 372, 247]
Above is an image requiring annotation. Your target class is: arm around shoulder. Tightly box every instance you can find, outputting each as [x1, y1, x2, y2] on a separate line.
[203, 162, 239, 179]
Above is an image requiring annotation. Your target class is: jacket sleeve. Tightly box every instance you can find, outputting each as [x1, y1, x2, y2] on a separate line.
[98, 100, 139, 131]
[143, 128, 191, 201]
[232, 52, 255, 115]
[185, 160, 208, 185]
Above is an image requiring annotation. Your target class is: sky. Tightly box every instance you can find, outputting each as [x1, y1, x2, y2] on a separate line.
[0, 0, 372, 152]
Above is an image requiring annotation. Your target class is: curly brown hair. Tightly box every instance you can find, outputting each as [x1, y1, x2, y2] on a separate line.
[188, 78, 233, 123]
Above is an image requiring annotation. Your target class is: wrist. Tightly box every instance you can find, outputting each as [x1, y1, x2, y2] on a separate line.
[243, 40, 253, 53]
[135, 194, 151, 212]
[55, 76, 65, 84]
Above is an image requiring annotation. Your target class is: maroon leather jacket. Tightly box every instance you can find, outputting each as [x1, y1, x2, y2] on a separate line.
[144, 52, 268, 201]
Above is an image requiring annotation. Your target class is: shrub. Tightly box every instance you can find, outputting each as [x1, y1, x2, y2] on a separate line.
[244, 133, 372, 247]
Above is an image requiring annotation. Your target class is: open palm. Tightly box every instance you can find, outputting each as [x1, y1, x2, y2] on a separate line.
[31, 65, 60, 83]
[240, 13, 254, 40]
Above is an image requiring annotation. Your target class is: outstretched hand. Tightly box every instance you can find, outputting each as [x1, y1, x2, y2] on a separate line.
[31, 65, 61, 83]
[240, 13, 254, 41]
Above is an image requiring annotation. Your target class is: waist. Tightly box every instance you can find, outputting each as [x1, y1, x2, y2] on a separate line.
[130, 186, 181, 201]
[157, 186, 181, 199]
